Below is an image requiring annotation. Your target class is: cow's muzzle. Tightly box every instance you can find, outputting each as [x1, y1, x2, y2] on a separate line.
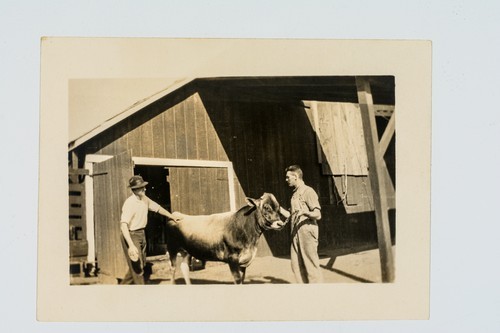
[266, 219, 286, 230]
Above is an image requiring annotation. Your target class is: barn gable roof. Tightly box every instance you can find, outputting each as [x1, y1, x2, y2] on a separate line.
[68, 77, 194, 151]
[68, 75, 394, 152]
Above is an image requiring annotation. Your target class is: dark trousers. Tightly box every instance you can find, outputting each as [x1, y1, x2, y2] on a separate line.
[120, 229, 147, 285]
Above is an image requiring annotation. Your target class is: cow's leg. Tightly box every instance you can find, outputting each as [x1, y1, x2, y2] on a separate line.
[179, 252, 192, 285]
[228, 262, 243, 284]
[240, 266, 247, 284]
[168, 251, 177, 284]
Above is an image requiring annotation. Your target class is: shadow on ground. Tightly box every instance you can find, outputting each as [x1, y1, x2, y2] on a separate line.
[77, 243, 390, 285]
[147, 275, 291, 285]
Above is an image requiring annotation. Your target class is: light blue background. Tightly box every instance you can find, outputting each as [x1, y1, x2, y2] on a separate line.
[1, 0, 499, 332]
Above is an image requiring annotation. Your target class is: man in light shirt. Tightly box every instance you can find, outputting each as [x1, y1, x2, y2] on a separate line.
[279, 165, 323, 283]
[120, 175, 181, 284]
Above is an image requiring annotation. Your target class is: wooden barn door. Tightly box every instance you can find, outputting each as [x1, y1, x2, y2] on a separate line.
[169, 167, 230, 215]
[306, 101, 395, 213]
[93, 151, 134, 282]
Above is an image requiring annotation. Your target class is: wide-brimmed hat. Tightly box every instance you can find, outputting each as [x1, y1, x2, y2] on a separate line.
[128, 175, 148, 189]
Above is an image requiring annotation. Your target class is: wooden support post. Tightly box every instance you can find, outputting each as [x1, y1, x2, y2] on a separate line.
[69, 151, 79, 184]
[379, 112, 396, 196]
[355, 77, 395, 282]
[379, 112, 395, 157]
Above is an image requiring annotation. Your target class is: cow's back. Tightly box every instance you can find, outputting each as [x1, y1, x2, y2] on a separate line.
[176, 211, 234, 233]
[167, 211, 235, 257]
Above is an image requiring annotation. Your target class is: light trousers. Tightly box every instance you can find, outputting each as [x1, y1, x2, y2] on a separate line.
[291, 222, 323, 283]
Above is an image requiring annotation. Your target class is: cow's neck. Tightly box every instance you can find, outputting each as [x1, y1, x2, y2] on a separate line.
[238, 205, 266, 240]
[252, 209, 267, 236]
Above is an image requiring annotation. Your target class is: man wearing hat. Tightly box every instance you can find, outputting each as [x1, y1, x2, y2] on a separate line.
[119, 175, 181, 284]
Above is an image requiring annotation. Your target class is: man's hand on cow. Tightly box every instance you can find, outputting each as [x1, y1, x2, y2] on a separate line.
[170, 212, 183, 223]
[279, 206, 291, 218]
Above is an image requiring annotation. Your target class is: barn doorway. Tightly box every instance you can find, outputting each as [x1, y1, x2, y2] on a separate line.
[133, 159, 237, 258]
[133, 165, 172, 256]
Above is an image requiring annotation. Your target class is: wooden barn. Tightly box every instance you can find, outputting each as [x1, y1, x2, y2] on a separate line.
[68, 76, 396, 283]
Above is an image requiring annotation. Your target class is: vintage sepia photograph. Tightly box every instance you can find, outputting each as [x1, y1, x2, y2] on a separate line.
[68, 76, 396, 286]
[38, 38, 431, 321]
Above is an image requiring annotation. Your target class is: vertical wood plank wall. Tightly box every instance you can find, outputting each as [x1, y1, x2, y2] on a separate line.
[92, 152, 133, 280]
[169, 167, 230, 215]
[89, 91, 311, 255]
[84, 88, 392, 256]
[94, 91, 322, 208]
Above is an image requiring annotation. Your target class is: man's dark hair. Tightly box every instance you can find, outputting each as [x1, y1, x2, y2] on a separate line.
[285, 165, 303, 179]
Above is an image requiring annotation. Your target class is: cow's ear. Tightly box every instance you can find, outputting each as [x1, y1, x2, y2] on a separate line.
[245, 197, 258, 207]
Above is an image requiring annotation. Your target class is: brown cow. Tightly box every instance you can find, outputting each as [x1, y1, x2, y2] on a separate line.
[165, 193, 287, 284]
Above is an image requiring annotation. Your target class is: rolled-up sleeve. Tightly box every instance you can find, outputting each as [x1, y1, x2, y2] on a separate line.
[120, 200, 134, 224]
[147, 197, 161, 213]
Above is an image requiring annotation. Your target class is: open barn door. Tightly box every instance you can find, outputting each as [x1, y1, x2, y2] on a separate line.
[169, 167, 231, 215]
[92, 151, 134, 283]
[304, 100, 395, 214]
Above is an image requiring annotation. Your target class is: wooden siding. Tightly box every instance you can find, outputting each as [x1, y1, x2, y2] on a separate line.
[305, 101, 368, 176]
[303, 101, 396, 214]
[332, 168, 395, 214]
[86, 91, 322, 256]
[97, 93, 228, 161]
[169, 167, 230, 215]
[93, 151, 133, 281]
[81, 87, 394, 257]
[199, 90, 323, 255]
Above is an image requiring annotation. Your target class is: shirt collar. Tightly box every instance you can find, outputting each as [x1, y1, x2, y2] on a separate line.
[131, 193, 146, 202]
[293, 182, 306, 194]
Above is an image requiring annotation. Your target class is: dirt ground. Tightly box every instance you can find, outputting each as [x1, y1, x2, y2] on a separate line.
[145, 246, 390, 284]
